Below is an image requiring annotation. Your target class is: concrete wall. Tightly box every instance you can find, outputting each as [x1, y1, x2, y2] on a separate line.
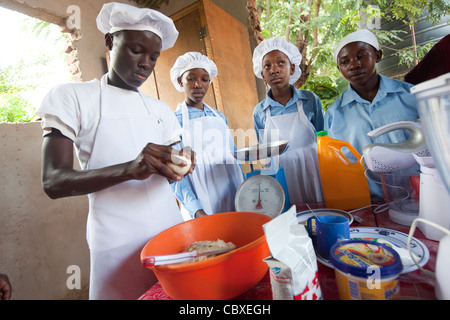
[0, 122, 90, 299]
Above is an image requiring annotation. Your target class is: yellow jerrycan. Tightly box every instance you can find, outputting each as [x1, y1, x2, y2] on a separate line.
[316, 131, 371, 210]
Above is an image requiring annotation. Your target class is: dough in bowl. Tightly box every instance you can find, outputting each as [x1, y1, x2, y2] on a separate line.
[185, 239, 236, 262]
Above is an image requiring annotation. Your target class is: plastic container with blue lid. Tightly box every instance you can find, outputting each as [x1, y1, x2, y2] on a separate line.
[329, 239, 403, 300]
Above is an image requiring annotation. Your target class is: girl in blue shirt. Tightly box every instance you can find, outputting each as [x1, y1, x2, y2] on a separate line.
[252, 37, 324, 205]
[170, 52, 244, 220]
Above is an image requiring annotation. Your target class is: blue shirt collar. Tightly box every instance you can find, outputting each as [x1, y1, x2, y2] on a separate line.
[339, 75, 405, 107]
[262, 85, 307, 110]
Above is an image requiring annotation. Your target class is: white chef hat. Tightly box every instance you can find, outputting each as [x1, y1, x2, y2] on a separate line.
[252, 37, 302, 85]
[170, 52, 218, 92]
[96, 2, 178, 51]
[333, 29, 380, 62]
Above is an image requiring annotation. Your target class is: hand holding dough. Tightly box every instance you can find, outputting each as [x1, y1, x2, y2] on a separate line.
[167, 154, 191, 176]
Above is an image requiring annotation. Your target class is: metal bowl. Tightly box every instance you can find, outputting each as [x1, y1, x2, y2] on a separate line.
[234, 140, 289, 161]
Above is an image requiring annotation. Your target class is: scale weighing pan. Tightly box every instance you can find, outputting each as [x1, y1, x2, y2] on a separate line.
[234, 140, 289, 161]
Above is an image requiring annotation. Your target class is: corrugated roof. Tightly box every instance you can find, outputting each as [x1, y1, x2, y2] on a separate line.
[377, 14, 450, 79]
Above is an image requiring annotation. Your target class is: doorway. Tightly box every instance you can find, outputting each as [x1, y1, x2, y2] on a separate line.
[0, 7, 73, 122]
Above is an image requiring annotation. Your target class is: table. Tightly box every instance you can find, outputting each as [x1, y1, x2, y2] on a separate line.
[138, 203, 439, 300]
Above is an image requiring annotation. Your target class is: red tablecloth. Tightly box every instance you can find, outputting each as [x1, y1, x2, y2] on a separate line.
[138, 203, 439, 300]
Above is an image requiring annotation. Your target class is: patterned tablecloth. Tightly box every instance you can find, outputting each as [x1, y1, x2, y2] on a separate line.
[139, 203, 439, 300]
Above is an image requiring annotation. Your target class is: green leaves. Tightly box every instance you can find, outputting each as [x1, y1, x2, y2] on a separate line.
[0, 63, 38, 122]
[0, 9, 70, 123]
[0, 94, 34, 123]
[396, 41, 436, 68]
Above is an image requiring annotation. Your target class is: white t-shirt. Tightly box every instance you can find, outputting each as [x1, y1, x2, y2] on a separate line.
[36, 78, 181, 170]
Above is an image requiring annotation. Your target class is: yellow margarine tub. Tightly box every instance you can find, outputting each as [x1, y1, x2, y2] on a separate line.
[329, 239, 403, 300]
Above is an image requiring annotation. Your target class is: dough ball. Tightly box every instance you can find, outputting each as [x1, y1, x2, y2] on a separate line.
[167, 155, 191, 176]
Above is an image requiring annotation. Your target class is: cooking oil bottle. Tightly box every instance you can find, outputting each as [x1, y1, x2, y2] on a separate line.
[316, 131, 371, 210]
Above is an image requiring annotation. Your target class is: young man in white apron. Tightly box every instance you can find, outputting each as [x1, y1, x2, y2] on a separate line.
[170, 52, 244, 220]
[36, 2, 194, 299]
[252, 37, 324, 205]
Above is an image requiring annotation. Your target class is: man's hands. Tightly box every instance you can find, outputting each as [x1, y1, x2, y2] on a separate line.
[195, 209, 208, 218]
[41, 129, 196, 199]
[127, 144, 195, 182]
[0, 274, 12, 300]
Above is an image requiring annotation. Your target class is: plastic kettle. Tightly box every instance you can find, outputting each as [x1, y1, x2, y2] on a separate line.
[408, 218, 450, 300]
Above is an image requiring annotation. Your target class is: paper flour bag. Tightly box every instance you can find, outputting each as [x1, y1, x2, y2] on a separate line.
[263, 206, 322, 300]
[263, 256, 295, 300]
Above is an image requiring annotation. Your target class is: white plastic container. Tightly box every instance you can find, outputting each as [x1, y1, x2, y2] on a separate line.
[418, 165, 450, 240]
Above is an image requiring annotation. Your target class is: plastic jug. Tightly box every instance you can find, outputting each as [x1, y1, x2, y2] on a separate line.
[316, 131, 371, 210]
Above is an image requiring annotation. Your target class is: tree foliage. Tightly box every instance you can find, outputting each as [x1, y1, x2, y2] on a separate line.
[0, 14, 70, 123]
[0, 62, 38, 122]
[256, 0, 449, 108]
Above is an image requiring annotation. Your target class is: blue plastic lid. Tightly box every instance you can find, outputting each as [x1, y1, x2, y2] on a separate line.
[329, 239, 403, 278]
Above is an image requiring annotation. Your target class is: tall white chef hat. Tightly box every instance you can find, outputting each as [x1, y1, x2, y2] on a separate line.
[96, 2, 179, 51]
[170, 52, 218, 92]
[252, 37, 302, 85]
[333, 29, 380, 62]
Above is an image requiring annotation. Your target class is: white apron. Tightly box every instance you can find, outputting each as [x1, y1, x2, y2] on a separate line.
[180, 102, 244, 220]
[86, 75, 183, 299]
[263, 100, 323, 204]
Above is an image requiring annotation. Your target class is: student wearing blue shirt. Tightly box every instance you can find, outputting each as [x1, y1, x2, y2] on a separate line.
[170, 52, 244, 220]
[252, 37, 324, 205]
[325, 29, 419, 199]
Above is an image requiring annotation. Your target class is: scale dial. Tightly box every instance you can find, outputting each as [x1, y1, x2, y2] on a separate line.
[235, 175, 285, 218]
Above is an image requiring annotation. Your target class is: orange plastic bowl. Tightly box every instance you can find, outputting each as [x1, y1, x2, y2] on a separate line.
[140, 211, 272, 300]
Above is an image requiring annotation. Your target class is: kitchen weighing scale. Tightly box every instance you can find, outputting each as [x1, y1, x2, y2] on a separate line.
[234, 140, 290, 217]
